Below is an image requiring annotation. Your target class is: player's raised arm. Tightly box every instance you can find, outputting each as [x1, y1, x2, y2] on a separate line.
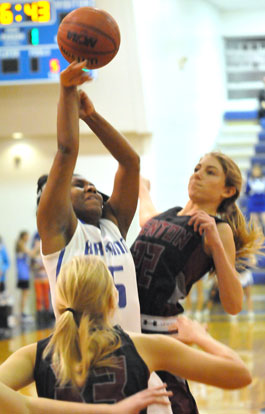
[37, 61, 91, 255]
[80, 95, 140, 239]
[138, 176, 160, 227]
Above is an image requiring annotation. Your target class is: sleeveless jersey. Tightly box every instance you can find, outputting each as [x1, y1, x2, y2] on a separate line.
[131, 207, 223, 317]
[34, 326, 149, 414]
[41, 219, 141, 332]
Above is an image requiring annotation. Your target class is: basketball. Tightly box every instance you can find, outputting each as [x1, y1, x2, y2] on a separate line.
[57, 7, 121, 69]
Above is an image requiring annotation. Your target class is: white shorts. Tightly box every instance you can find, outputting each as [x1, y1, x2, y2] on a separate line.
[239, 270, 254, 288]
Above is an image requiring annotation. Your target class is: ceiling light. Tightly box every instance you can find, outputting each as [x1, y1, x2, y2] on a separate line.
[12, 132, 23, 140]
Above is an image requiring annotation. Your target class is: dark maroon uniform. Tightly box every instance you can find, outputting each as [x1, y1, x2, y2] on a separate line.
[34, 326, 149, 413]
[131, 206, 224, 414]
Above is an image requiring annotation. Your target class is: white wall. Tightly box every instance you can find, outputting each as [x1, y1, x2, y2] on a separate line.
[133, 0, 226, 210]
[221, 8, 265, 36]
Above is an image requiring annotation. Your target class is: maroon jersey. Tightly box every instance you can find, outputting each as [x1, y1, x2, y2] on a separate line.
[34, 326, 149, 413]
[131, 207, 224, 414]
[131, 207, 223, 317]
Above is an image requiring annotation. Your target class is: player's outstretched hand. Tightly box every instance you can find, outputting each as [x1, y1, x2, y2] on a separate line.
[60, 61, 93, 88]
[113, 384, 172, 414]
[78, 89, 95, 120]
[168, 315, 208, 345]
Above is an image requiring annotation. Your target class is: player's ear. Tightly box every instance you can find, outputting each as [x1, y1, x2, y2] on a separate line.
[222, 186, 236, 199]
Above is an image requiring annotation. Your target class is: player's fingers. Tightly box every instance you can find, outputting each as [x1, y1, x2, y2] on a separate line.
[69, 69, 90, 84]
[143, 393, 172, 406]
[149, 383, 168, 390]
[198, 223, 206, 235]
[152, 389, 172, 397]
[188, 213, 203, 227]
[74, 59, 87, 68]
[192, 217, 201, 232]
[76, 75, 91, 85]
[67, 60, 78, 68]
[168, 317, 179, 332]
[67, 60, 87, 76]
[188, 215, 196, 225]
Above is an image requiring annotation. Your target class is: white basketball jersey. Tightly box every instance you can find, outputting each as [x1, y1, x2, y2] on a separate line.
[41, 219, 141, 333]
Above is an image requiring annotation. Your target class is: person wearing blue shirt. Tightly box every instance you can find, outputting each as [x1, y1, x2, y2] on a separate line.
[0, 236, 10, 293]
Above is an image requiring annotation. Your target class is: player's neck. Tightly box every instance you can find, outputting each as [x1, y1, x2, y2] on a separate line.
[178, 200, 217, 216]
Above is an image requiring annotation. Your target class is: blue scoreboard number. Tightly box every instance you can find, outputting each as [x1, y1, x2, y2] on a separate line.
[0, 0, 94, 84]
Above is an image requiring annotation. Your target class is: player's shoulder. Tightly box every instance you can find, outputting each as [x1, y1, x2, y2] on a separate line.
[216, 221, 234, 243]
[157, 206, 182, 218]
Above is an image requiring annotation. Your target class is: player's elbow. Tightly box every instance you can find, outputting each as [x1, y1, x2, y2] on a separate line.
[130, 152, 141, 171]
[223, 367, 252, 390]
[226, 304, 242, 315]
[241, 371, 252, 388]
[223, 296, 243, 315]
[122, 148, 140, 171]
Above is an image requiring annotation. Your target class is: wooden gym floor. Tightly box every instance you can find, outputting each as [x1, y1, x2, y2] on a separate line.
[0, 315, 264, 413]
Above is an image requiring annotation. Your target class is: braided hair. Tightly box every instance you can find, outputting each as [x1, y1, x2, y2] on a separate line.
[36, 174, 48, 206]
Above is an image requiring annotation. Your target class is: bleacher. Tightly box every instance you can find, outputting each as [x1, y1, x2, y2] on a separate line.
[220, 110, 265, 315]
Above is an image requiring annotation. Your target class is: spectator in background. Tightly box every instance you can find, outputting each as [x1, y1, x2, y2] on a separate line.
[15, 231, 38, 323]
[237, 255, 256, 322]
[31, 232, 51, 327]
[0, 236, 10, 293]
[184, 280, 204, 321]
[202, 276, 220, 321]
[258, 78, 265, 120]
[245, 163, 265, 233]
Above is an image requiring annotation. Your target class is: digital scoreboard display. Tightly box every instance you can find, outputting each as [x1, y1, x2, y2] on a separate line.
[0, 0, 94, 84]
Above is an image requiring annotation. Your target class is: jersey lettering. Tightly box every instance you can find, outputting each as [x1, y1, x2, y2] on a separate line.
[84, 241, 104, 255]
[138, 218, 193, 251]
[161, 224, 182, 243]
[172, 230, 193, 249]
[53, 356, 127, 404]
[108, 266, 126, 308]
[84, 238, 128, 257]
[133, 241, 164, 289]
[92, 356, 127, 403]
[140, 219, 161, 237]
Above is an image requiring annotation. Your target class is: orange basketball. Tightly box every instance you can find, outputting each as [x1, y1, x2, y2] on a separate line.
[57, 7, 121, 69]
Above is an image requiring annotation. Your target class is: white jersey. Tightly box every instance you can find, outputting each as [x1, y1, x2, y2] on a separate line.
[41, 219, 141, 332]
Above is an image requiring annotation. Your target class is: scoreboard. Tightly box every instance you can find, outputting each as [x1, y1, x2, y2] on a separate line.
[0, 0, 94, 84]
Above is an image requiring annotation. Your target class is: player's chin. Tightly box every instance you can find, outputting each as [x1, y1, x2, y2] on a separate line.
[86, 203, 103, 216]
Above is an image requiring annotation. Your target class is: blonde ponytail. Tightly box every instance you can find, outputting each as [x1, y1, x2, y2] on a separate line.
[209, 151, 265, 266]
[220, 202, 264, 267]
[43, 256, 121, 388]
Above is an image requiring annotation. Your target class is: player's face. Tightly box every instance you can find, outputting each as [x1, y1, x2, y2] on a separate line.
[22, 233, 29, 242]
[70, 175, 103, 221]
[188, 155, 231, 208]
[252, 164, 262, 178]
